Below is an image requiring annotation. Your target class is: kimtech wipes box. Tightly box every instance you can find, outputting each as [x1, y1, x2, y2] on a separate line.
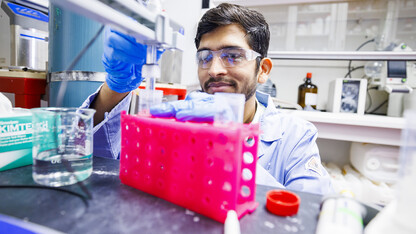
[0, 108, 32, 171]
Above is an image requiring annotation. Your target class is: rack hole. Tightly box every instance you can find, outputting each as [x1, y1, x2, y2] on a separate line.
[146, 145, 152, 153]
[173, 133, 180, 142]
[136, 142, 140, 148]
[222, 182, 232, 192]
[190, 137, 196, 144]
[136, 127, 140, 132]
[144, 175, 151, 184]
[157, 179, 164, 188]
[203, 196, 211, 205]
[146, 128, 152, 137]
[125, 154, 128, 159]
[205, 177, 213, 186]
[159, 131, 166, 139]
[206, 157, 214, 167]
[242, 168, 253, 181]
[243, 152, 254, 164]
[207, 140, 213, 149]
[220, 201, 229, 210]
[188, 172, 195, 181]
[125, 125, 129, 130]
[244, 136, 255, 147]
[224, 163, 233, 172]
[145, 160, 152, 168]
[241, 186, 251, 197]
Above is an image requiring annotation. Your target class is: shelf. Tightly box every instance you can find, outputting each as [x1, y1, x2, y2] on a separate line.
[212, 0, 349, 7]
[268, 51, 416, 61]
[280, 110, 405, 146]
[397, 31, 416, 35]
[296, 34, 329, 37]
[347, 9, 386, 20]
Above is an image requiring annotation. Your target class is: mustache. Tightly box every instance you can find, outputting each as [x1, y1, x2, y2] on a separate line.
[203, 77, 237, 91]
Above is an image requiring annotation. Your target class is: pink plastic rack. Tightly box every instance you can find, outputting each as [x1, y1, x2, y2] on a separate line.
[119, 111, 260, 223]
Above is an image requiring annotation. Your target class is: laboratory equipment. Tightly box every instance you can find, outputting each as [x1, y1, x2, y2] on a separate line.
[0, 70, 46, 108]
[213, 93, 245, 124]
[266, 190, 300, 216]
[48, 4, 106, 107]
[316, 196, 367, 234]
[350, 142, 399, 184]
[50, 0, 185, 109]
[364, 110, 416, 234]
[0, 0, 48, 108]
[327, 78, 367, 115]
[297, 72, 318, 109]
[119, 111, 260, 223]
[379, 59, 414, 117]
[31, 107, 95, 187]
[0, 0, 48, 71]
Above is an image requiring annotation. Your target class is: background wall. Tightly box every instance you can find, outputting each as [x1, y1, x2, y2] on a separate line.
[162, 0, 202, 88]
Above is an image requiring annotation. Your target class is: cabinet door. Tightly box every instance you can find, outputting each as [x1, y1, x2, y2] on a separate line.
[240, 0, 416, 51]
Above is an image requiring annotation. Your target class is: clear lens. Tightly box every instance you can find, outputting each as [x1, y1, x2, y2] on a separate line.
[196, 48, 260, 69]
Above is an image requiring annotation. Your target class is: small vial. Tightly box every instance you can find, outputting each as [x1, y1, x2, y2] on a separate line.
[224, 210, 240, 234]
[316, 196, 366, 234]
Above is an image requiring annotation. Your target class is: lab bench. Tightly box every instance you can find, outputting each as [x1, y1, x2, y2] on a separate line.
[0, 157, 322, 234]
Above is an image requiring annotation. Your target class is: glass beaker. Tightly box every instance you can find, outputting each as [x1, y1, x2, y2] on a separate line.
[31, 108, 96, 187]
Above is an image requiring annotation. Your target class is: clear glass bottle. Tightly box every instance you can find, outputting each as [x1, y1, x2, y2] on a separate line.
[297, 72, 318, 109]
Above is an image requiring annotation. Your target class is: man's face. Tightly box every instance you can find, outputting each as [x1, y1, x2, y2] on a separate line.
[197, 24, 258, 100]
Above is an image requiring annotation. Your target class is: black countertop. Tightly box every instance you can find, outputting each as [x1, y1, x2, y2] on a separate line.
[0, 157, 322, 234]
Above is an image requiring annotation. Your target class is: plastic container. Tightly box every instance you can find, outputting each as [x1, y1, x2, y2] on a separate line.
[119, 111, 260, 223]
[350, 142, 400, 184]
[31, 107, 95, 187]
[316, 196, 366, 234]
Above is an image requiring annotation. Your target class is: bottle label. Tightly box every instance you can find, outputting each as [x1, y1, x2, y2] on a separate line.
[305, 93, 317, 106]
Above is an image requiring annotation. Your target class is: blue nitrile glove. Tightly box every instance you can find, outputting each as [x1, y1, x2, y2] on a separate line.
[102, 27, 163, 93]
[150, 92, 235, 122]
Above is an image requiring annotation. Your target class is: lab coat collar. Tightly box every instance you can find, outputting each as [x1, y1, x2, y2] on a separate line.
[255, 91, 284, 157]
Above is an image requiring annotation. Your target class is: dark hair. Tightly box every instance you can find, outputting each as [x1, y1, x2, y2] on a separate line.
[195, 3, 270, 58]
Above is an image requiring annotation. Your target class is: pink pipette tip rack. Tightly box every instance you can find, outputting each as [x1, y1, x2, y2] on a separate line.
[119, 111, 260, 223]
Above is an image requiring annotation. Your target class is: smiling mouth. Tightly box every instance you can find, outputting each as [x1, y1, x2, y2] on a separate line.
[208, 82, 233, 88]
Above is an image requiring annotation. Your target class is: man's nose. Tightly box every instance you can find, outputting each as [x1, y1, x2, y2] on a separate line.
[208, 56, 227, 77]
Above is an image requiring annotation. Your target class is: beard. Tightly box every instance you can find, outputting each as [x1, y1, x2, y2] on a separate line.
[202, 75, 257, 101]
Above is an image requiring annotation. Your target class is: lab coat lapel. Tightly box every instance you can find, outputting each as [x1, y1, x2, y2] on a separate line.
[255, 91, 283, 158]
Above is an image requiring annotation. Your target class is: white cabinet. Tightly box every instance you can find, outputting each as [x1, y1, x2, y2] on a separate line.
[214, 0, 416, 51]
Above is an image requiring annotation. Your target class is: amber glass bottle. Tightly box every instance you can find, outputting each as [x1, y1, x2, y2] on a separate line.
[297, 73, 318, 109]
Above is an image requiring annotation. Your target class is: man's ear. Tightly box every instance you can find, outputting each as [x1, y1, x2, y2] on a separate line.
[257, 58, 272, 84]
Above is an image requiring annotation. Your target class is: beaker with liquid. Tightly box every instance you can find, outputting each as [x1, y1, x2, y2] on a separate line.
[31, 108, 95, 187]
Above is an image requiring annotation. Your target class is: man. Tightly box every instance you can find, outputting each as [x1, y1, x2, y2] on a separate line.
[81, 3, 333, 195]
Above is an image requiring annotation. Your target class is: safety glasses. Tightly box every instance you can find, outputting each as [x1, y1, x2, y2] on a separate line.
[196, 47, 261, 69]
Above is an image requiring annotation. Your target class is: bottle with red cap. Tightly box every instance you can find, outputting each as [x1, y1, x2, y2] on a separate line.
[297, 72, 318, 109]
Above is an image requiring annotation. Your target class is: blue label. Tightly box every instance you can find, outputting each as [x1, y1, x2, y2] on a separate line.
[20, 33, 46, 41]
[7, 2, 48, 23]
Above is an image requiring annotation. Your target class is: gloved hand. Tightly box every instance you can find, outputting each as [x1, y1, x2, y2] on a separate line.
[102, 27, 163, 93]
[150, 92, 236, 122]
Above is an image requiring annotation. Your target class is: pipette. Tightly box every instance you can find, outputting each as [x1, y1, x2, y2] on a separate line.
[138, 45, 163, 114]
